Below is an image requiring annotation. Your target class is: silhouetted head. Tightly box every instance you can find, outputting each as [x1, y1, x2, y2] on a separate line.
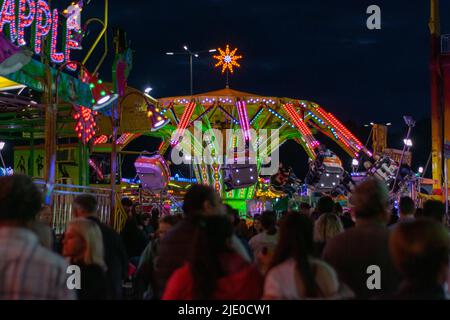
[182, 184, 223, 217]
[390, 219, 449, 285]
[349, 178, 390, 223]
[0, 175, 42, 224]
[317, 196, 334, 215]
[73, 194, 98, 218]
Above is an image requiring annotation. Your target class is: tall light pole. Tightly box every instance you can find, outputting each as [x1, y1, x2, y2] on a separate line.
[166, 46, 217, 96]
[392, 116, 416, 193]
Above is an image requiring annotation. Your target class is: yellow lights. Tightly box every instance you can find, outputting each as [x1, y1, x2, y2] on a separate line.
[147, 111, 153, 117]
[213, 45, 242, 74]
[256, 189, 282, 199]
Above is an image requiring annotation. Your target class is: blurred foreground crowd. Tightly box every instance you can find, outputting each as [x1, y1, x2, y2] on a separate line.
[0, 174, 449, 300]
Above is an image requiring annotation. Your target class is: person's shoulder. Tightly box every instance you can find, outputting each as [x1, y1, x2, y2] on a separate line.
[327, 228, 352, 244]
[310, 258, 337, 277]
[249, 232, 263, 243]
[267, 259, 296, 279]
[322, 229, 353, 257]
[95, 220, 122, 239]
[34, 245, 69, 271]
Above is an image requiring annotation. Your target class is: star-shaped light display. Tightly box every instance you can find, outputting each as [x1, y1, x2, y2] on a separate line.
[213, 45, 242, 74]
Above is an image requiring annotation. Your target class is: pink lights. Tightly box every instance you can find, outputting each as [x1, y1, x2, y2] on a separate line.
[33, 0, 51, 54]
[17, 0, 35, 46]
[283, 103, 319, 152]
[314, 107, 366, 155]
[0, 0, 16, 42]
[236, 100, 251, 141]
[74, 106, 97, 144]
[49, 9, 63, 63]
[116, 133, 134, 145]
[94, 135, 108, 145]
[0, 0, 80, 70]
[171, 100, 196, 146]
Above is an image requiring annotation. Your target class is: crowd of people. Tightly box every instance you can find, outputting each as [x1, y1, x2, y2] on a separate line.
[0, 174, 449, 300]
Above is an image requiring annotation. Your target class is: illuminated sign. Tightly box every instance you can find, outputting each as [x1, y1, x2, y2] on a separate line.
[0, 0, 81, 70]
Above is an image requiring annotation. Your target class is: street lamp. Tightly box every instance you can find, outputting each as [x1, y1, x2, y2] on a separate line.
[352, 158, 359, 173]
[166, 45, 217, 96]
[403, 139, 413, 147]
[364, 122, 391, 127]
[144, 87, 153, 94]
[392, 116, 416, 192]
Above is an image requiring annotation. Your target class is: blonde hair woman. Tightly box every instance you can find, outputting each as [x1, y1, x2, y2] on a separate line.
[63, 218, 108, 300]
[314, 213, 344, 257]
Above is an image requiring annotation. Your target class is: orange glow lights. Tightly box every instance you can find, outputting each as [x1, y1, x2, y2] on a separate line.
[213, 44, 242, 74]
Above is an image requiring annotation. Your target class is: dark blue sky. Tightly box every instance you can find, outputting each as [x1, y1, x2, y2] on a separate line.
[80, 0, 450, 129]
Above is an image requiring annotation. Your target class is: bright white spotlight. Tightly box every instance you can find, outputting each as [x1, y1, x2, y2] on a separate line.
[96, 95, 111, 105]
[0, 142, 5, 150]
[403, 139, 413, 147]
[418, 166, 424, 174]
[144, 87, 153, 94]
[352, 159, 359, 166]
[209, 49, 217, 53]
[183, 45, 188, 51]
[93, 93, 119, 112]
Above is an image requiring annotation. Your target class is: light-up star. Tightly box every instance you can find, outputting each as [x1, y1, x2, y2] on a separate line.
[213, 45, 242, 74]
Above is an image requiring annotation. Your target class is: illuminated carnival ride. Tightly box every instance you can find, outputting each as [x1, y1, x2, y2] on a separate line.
[155, 86, 373, 212]
[0, 15, 416, 218]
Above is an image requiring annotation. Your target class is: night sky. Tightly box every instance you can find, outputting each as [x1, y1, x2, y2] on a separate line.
[4, 0, 450, 179]
[95, 0, 448, 124]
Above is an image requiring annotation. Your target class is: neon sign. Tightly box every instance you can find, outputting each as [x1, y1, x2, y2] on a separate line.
[0, 0, 81, 70]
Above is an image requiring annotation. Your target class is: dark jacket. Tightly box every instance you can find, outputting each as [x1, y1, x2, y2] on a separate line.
[76, 264, 108, 300]
[322, 220, 401, 299]
[154, 218, 197, 299]
[340, 214, 355, 230]
[121, 216, 149, 258]
[87, 216, 128, 300]
[134, 238, 160, 300]
[384, 281, 447, 300]
[314, 241, 326, 257]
